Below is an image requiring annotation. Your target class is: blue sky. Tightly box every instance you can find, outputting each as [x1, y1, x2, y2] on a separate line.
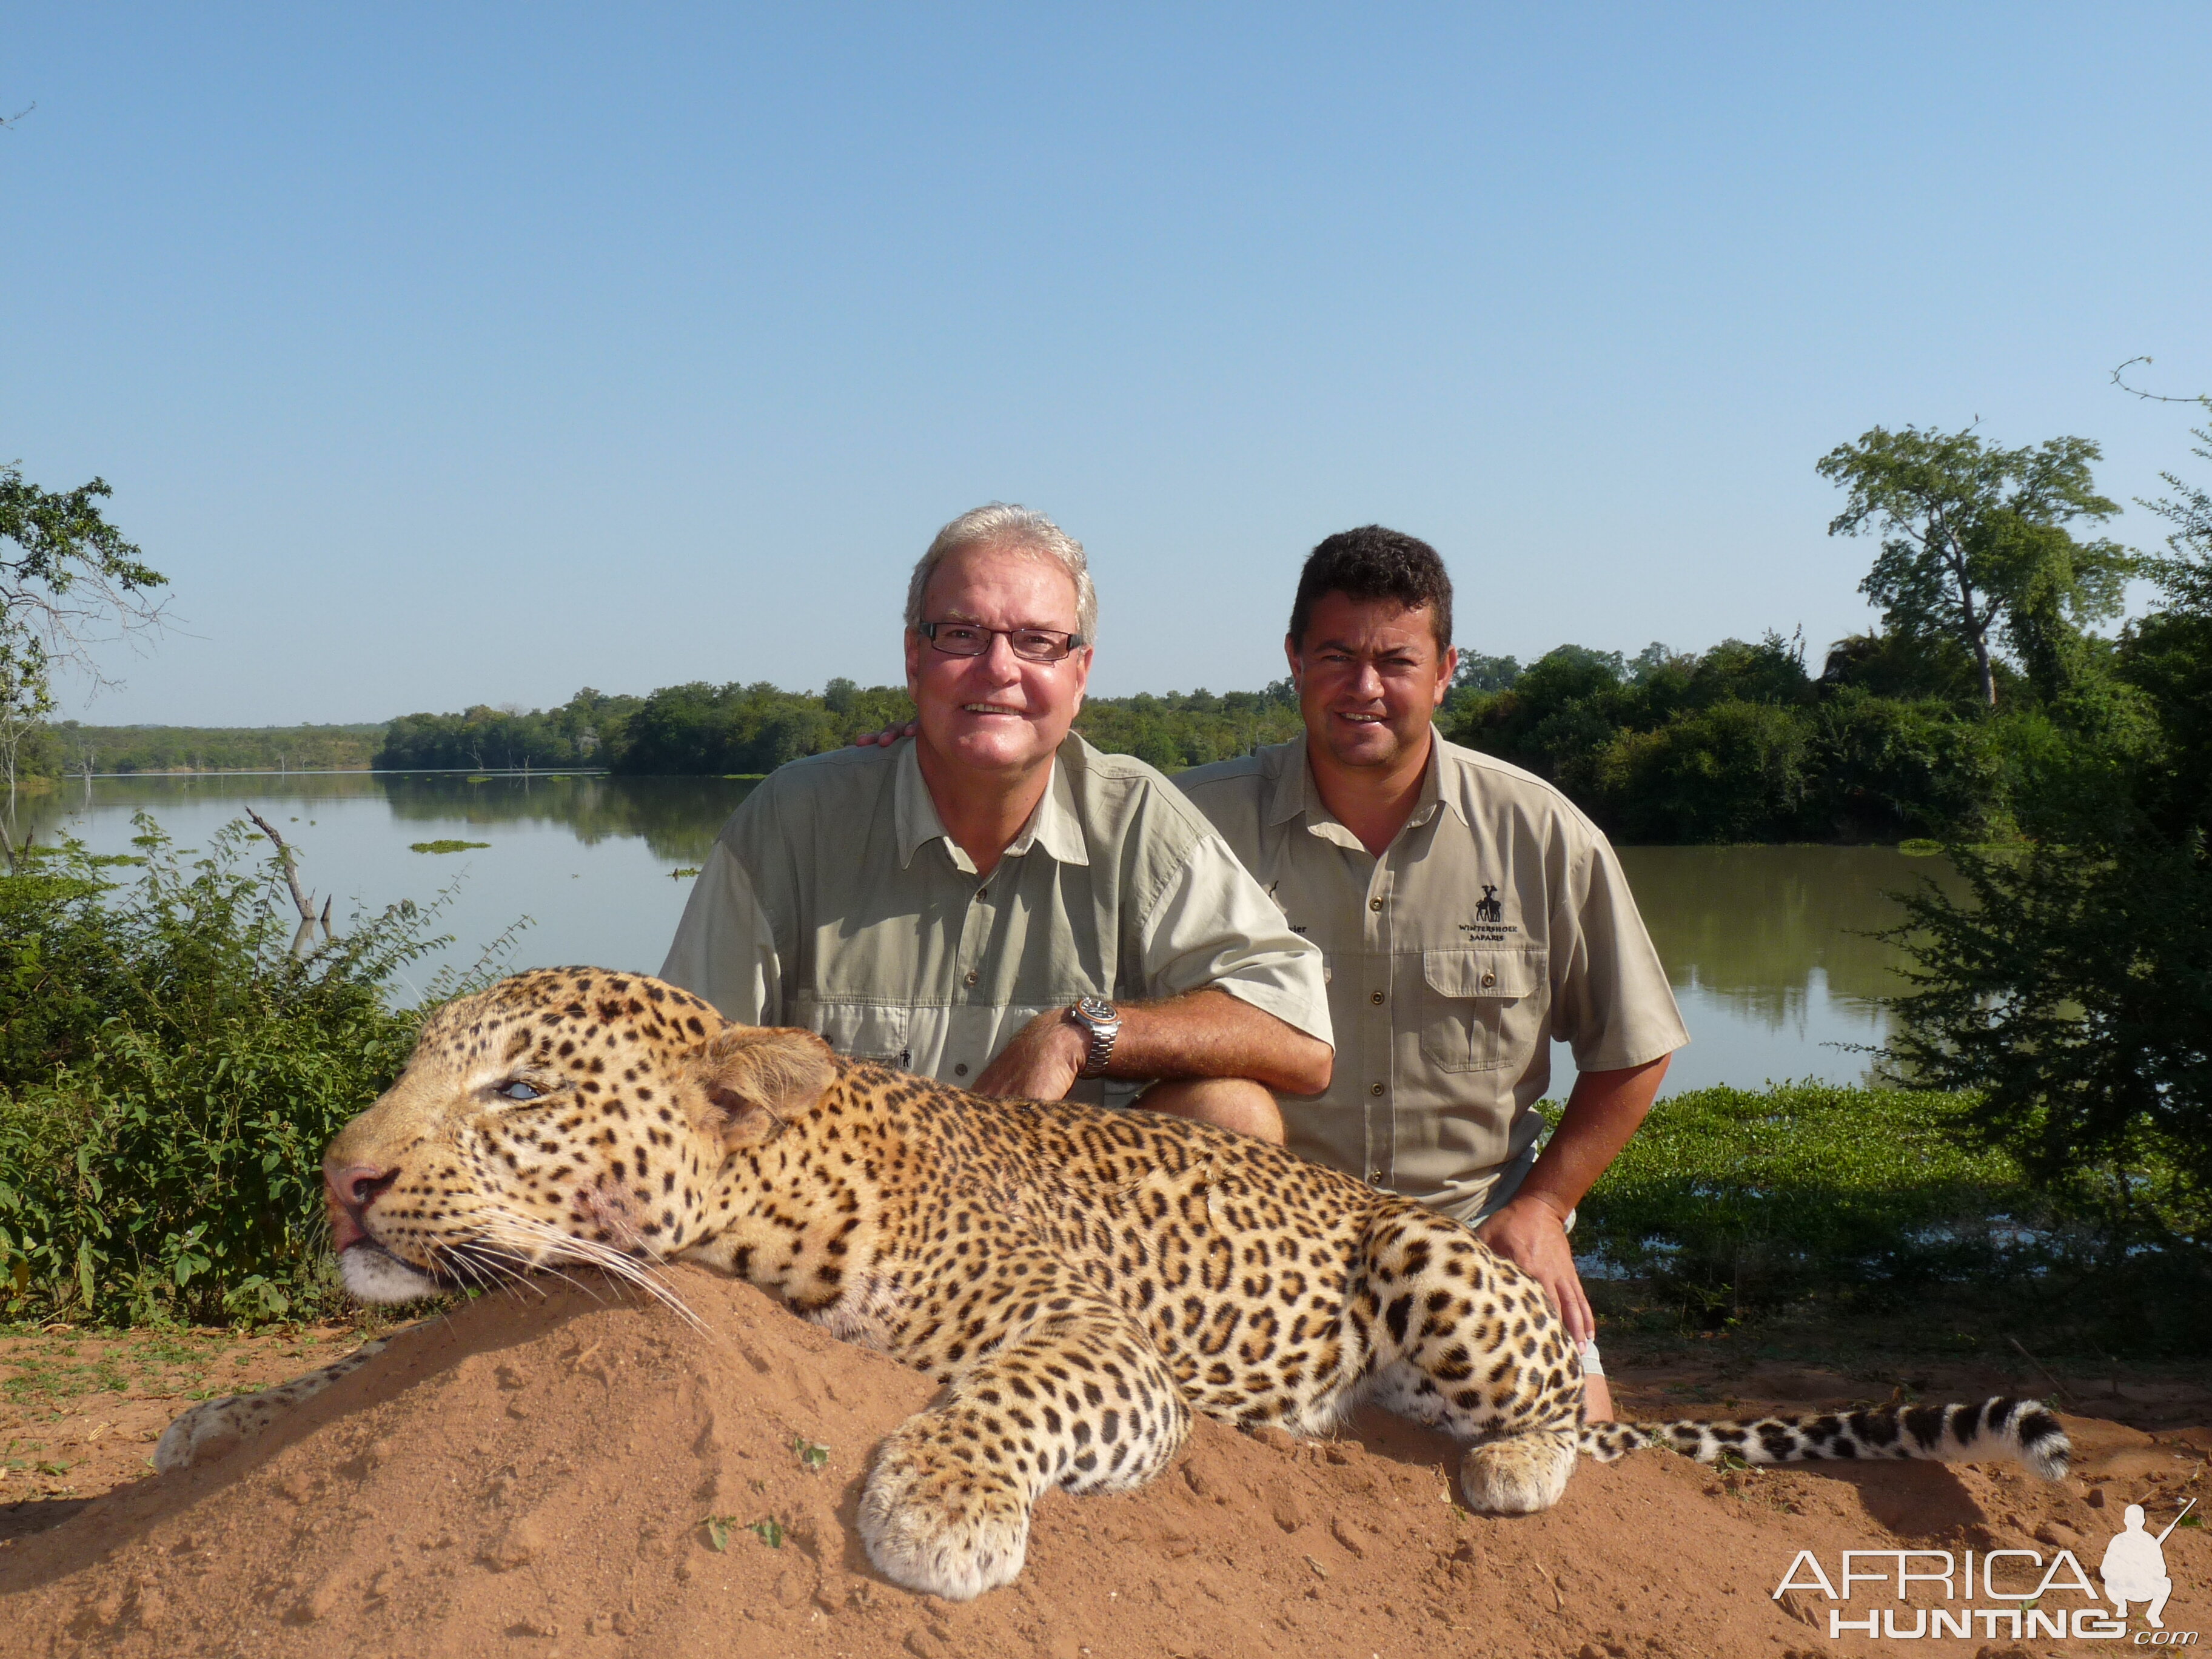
[9, 4, 2210, 725]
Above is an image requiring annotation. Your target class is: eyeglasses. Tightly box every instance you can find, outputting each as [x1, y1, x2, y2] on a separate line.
[917, 621, 1084, 663]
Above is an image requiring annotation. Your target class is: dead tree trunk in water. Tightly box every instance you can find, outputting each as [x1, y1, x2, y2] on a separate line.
[246, 806, 333, 956]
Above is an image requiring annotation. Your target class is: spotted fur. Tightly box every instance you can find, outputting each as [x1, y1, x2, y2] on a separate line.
[157, 969, 2070, 1598]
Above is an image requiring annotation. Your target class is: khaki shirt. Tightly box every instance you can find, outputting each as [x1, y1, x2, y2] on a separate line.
[661, 733, 1332, 1104]
[1178, 734, 1686, 1222]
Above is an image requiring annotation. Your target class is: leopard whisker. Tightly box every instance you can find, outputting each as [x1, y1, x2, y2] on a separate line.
[477, 1213, 705, 1332]
[447, 1241, 539, 1302]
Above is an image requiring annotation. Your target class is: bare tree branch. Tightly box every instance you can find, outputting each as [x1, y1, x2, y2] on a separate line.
[2111, 356, 2209, 405]
[244, 806, 317, 923]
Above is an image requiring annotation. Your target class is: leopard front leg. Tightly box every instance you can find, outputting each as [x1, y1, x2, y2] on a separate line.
[860, 1295, 1191, 1600]
[153, 1338, 390, 1473]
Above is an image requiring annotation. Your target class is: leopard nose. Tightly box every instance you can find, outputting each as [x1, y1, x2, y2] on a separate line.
[326, 1164, 400, 1211]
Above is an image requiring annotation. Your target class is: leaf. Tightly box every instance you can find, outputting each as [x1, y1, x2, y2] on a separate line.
[749, 1518, 785, 1549]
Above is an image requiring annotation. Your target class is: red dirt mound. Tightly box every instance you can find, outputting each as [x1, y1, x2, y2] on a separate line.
[2, 1269, 2204, 1658]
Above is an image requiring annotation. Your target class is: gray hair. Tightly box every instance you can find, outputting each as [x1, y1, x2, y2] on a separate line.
[903, 503, 1098, 646]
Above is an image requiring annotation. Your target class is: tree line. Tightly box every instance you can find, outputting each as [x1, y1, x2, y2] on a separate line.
[371, 680, 1312, 779]
[34, 722, 384, 776]
[364, 423, 2151, 847]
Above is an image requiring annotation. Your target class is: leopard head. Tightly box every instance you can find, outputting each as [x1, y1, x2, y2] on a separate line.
[323, 968, 837, 1304]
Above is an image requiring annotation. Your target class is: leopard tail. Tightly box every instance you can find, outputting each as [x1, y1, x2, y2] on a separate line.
[1577, 1396, 2070, 1480]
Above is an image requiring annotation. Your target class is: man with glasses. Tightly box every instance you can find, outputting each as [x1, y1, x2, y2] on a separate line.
[661, 503, 1333, 1136]
[1178, 527, 1687, 1418]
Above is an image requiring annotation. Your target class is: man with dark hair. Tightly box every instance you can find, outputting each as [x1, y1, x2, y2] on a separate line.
[1178, 526, 1686, 1418]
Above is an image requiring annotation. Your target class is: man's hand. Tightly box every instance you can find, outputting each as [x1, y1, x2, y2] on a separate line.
[1472, 1053, 1671, 1351]
[971, 1008, 1087, 1101]
[851, 720, 919, 748]
[1475, 1193, 1594, 1345]
[971, 990, 1330, 1104]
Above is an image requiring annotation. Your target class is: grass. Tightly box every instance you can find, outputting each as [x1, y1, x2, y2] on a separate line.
[1572, 1082, 2210, 1359]
[407, 839, 491, 854]
[0, 1322, 340, 1412]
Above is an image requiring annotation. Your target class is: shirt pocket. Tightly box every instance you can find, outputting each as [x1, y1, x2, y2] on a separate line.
[1418, 948, 1548, 1073]
[805, 1001, 911, 1068]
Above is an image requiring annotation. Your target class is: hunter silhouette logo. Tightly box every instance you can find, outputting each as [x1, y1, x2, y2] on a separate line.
[2103, 1498, 2193, 1631]
[1474, 883, 1503, 923]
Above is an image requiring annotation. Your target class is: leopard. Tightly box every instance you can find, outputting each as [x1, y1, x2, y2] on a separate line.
[157, 968, 2071, 1600]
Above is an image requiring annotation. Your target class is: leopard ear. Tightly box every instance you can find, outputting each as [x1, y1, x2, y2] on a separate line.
[696, 1026, 836, 1150]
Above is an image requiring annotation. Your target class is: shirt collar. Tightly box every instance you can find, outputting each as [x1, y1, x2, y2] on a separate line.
[1270, 732, 1466, 846]
[894, 739, 1090, 871]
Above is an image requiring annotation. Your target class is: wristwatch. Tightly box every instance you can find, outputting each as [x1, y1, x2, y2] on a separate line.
[1066, 995, 1122, 1078]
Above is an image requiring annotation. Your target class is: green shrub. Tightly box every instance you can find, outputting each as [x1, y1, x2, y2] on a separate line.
[1592, 700, 1813, 843]
[1805, 688, 1996, 839]
[1577, 1083, 2038, 1313]
[0, 818, 452, 1325]
[1574, 1081, 2208, 1353]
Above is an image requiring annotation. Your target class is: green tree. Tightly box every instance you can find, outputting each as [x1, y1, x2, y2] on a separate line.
[1452, 649, 1522, 692]
[1817, 427, 2130, 707]
[1883, 412, 2212, 1245]
[0, 466, 166, 862]
[0, 466, 166, 725]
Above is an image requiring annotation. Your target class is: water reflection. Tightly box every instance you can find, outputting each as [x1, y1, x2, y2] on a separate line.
[10, 774, 1949, 1093]
[369, 773, 760, 863]
[1618, 845, 1963, 1017]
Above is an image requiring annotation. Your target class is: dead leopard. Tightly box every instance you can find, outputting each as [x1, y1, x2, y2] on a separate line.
[158, 970, 2070, 1598]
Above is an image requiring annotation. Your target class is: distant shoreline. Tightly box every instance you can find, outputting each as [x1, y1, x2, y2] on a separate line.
[55, 767, 612, 780]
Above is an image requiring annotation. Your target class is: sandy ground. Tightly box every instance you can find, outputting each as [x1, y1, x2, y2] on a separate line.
[0, 1324, 369, 1543]
[1, 1272, 2205, 1659]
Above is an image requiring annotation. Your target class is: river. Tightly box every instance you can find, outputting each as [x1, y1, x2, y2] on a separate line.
[12, 772, 1959, 1097]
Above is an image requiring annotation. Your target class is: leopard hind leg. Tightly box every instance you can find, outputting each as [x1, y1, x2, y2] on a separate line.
[1358, 1206, 1584, 1516]
[860, 1284, 1190, 1601]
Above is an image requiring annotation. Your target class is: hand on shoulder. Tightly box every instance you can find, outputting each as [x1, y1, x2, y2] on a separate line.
[852, 720, 920, 748]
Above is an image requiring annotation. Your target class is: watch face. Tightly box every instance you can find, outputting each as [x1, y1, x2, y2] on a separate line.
[1075, 994, 1118, 1024]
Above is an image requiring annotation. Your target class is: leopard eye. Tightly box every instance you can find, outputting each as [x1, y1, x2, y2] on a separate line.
[500, 1080, 542, 1102]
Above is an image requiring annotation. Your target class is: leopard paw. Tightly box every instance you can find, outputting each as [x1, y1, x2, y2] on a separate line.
[153, 1398, 252, 1473]
[857, 1426, 1033, 1601]
[1460, 1427, 1577, 1515]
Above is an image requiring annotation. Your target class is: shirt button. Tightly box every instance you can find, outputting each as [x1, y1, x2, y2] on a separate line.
[1369, 991, 1384, 1005]
[1369, 1082, 1384, 1097]
[975, 888, 987, 900]
[964, 969, 979, 987]
[954, 1063, 968, 1076]
[1369, 897, 1383, 911]
[1369, 1168, 1384, 1184]
[1481, 971, 1496, 988]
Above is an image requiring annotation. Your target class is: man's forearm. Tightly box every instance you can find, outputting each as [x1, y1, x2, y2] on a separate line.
[1104, 988, 1333, 1095]
[1514, 1054, 1670, 1218]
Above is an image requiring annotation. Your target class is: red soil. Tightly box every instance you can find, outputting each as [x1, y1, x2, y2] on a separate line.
[1, 1269, 2204, 1658]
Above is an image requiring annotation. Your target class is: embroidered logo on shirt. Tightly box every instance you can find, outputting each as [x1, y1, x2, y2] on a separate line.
[1458, 883, 1520, 942]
